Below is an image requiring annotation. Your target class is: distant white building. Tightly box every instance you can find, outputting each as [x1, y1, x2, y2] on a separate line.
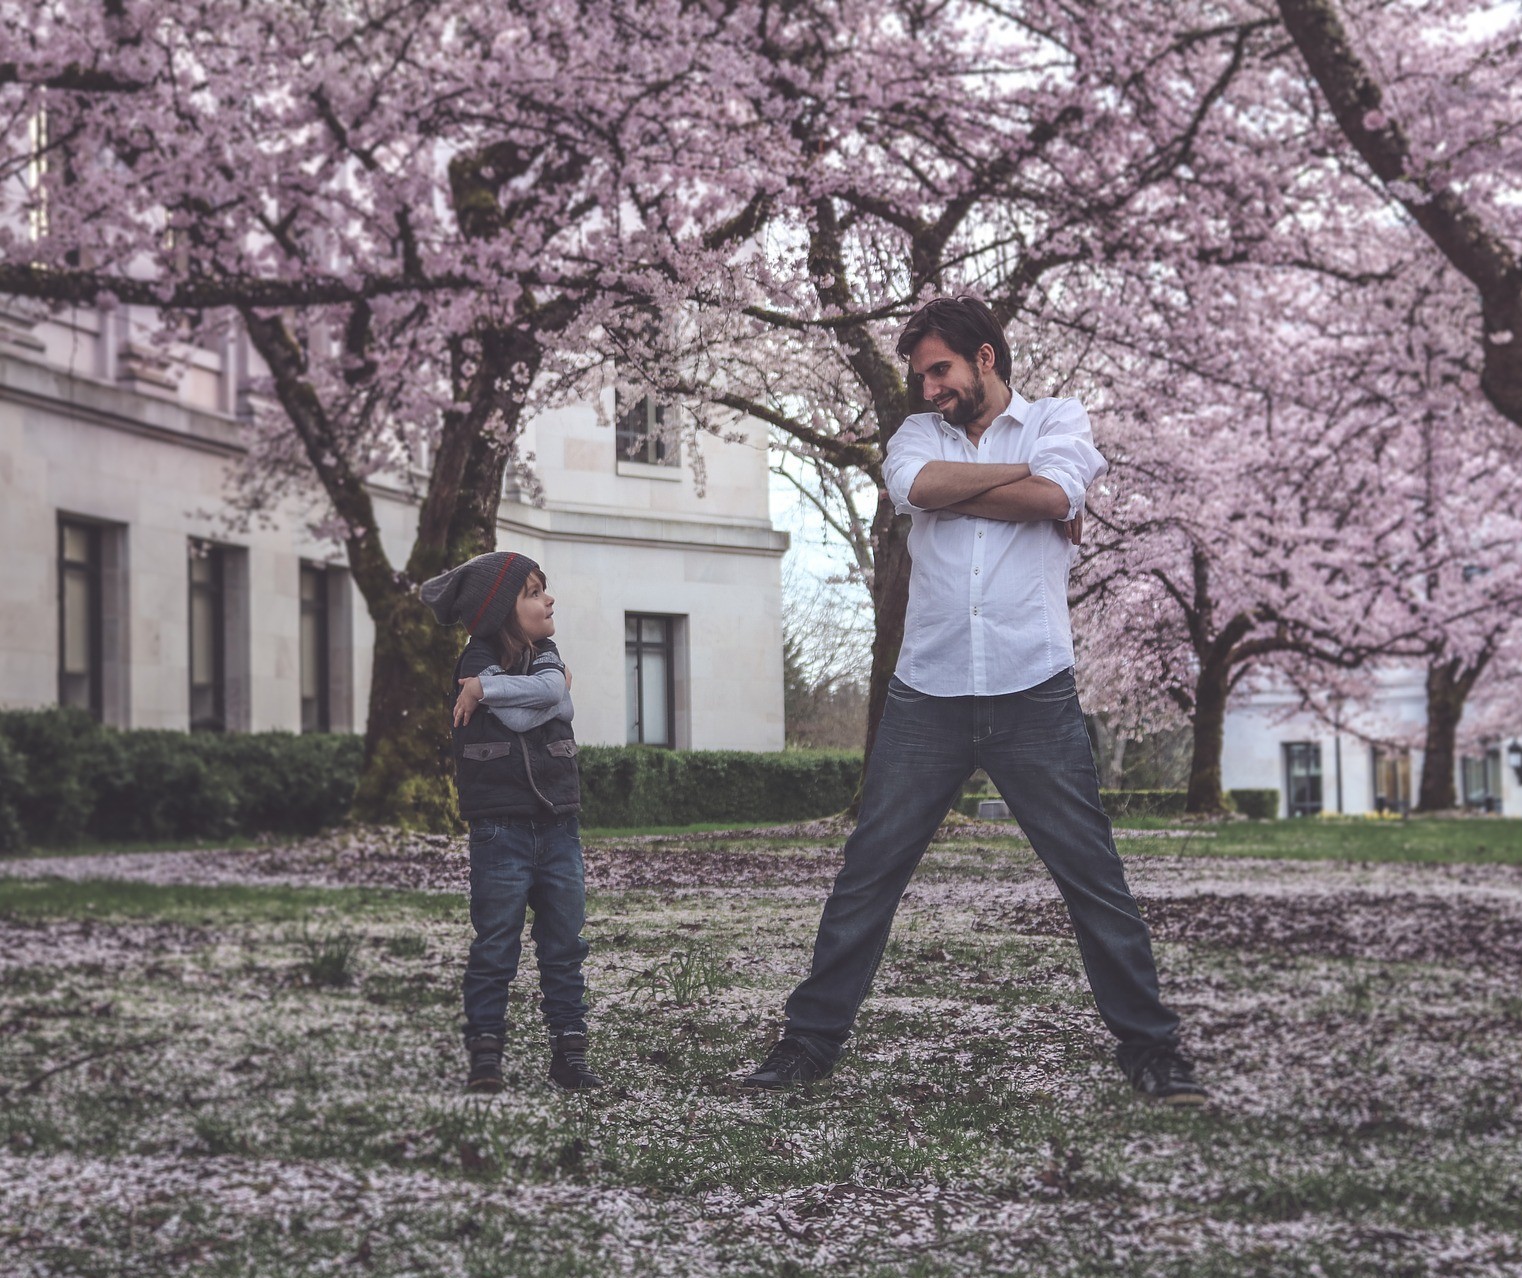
[0, 300, 788, 749]
[1221, 670, 1521, 818]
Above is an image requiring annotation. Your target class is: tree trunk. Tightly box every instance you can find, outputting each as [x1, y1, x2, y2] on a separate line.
[245, 302, 540, 831]
[1185, 660, 1231, 814]
[349, 580, 465, 827]
[851, 499, 912, 813]
[1416, 659, 1467, 812]
[349, 335, 539, 829]
[1090, 715, 1127, 789]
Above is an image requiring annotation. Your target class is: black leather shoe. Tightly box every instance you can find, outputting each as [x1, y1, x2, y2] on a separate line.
[548, 1031, 604, 1090]
[1127, 1046, 1207, 1106]
[465, 1035, 504, 1094]
[741, 1038, 830, 1089]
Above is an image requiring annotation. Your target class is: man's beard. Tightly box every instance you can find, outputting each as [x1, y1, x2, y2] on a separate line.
[942, 378, 986, 427]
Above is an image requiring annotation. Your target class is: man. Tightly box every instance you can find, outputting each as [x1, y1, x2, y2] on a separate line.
[742, 296, 1205, 1105]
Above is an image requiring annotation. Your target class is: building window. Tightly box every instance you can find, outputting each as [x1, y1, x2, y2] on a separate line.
[1370, 747, 1412, 815]
[300, 564, 331, 733]
[58, 519, 103, 717]
[616, 393, 675, 466]
[188, 541, 226, 731]
[626, 614, 676, 746]
[1461, 749, 1503, 813]
[1283, 742, 1323, 818]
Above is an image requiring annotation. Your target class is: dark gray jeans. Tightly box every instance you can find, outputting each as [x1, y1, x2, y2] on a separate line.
[783, 669, 1180, 1070]
[463, 814, 589, 1042]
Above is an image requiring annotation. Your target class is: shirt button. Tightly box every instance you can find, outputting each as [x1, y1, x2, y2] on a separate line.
[973, 567, 980, 575]
[978, 531, 984, 538]
[972, 607, 979, 615]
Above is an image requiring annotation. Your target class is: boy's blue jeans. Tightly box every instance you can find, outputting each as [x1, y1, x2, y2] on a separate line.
[783, 670, 1180, 1071]
[463, 814, 589, 1041]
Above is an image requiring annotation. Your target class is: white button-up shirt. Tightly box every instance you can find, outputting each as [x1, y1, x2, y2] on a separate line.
[882, 392, 1107, 697]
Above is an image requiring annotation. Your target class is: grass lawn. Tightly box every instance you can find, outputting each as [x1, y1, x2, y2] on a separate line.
[2, 819, 1519, 1276]
[1118, 816, 1522, 864]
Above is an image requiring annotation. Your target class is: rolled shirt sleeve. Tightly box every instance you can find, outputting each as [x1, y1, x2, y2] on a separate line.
[883, 414, 942, 515]
[1026, 400, 1108, 521]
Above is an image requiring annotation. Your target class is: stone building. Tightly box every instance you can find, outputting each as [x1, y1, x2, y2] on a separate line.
[0, 301, 787, 749]
[1220, 670, 1521, 818]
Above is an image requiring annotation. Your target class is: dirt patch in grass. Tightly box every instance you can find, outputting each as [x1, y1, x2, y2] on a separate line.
[584, 843, 840, 891]
[970, 889, 1522, 968]
[0, 917, 213, 973]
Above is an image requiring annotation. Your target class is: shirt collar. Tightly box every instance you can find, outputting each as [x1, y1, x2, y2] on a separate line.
[938, 389, 1031, 437]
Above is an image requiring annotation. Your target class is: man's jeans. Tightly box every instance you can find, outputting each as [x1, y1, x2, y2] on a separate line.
[783, 669, 1179, 1070]
[463, 815, 589, 1041]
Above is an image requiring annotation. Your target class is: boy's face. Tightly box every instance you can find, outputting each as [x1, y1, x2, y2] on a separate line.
[514, 574, 556, 642]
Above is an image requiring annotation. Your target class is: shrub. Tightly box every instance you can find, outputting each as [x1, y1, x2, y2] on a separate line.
[1228, 788, 1280, 820]
[0, 706, 125, 846]
[0, 734, 27, 853]
[1, 707, 863, 844]
[203, 732, 365, 836]
[103, 731, 243, 840]
[576, 746, 860, 828]
[0, 708, 361, 847]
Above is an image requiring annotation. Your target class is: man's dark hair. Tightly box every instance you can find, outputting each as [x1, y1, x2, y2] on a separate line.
[896, 296, 1012, 387]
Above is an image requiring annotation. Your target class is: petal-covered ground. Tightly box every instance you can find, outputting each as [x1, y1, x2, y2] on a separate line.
[2, 824, 1519, 1277]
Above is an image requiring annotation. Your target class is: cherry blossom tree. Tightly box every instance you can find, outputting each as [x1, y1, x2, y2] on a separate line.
[1275, 0, 1522, 432]
[684, 0, 1522, 805]
[6, 0, 1517, 828]
[1073, 239, 1522, 813]
[630, 0, 1298, 765]
[0, 0, 787, 826]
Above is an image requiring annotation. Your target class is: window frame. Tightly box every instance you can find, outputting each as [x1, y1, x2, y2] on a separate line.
[188, 540, 227, 733]
[1283, 741, 1323, 818]
[1461, 748, 1502, 812]
[625, 612, 677, 747]
[299, 562, 332, 733]
[57, 517, 104, 718]
[1370, 746, 1412, 815]
[615, 392, 675, 467]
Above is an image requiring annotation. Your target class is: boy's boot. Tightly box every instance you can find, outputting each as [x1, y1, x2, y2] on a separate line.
[548, 1030, 604, 1091]
[464, 1035, 504, 1094]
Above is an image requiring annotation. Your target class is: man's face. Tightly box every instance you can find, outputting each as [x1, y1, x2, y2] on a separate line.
[908, 334, 989, 428]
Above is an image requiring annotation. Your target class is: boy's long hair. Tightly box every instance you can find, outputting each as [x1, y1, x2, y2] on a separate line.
[494, 569, 548, 673]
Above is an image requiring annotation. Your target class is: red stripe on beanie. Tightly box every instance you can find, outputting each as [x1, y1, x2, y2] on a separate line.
[468, 553, 518, 633]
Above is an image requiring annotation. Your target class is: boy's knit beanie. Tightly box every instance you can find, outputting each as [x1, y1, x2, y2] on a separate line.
[420, 551, 539, 636]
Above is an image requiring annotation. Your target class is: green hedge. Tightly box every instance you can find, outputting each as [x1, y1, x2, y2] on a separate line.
[0, 708, 363, 850]
[961, 788, 1193, 818]
[0, 709, 1289, 848]
[0, 733, 26, 853]
[1228, 788, 1279, 820]
[0, 708, 863, 848]
[961, 787, 1282, 820]
[577, 746, 860, 828]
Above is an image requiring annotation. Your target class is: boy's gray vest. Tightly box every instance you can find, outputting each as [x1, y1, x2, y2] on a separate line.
[450, 639, 580, 821]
